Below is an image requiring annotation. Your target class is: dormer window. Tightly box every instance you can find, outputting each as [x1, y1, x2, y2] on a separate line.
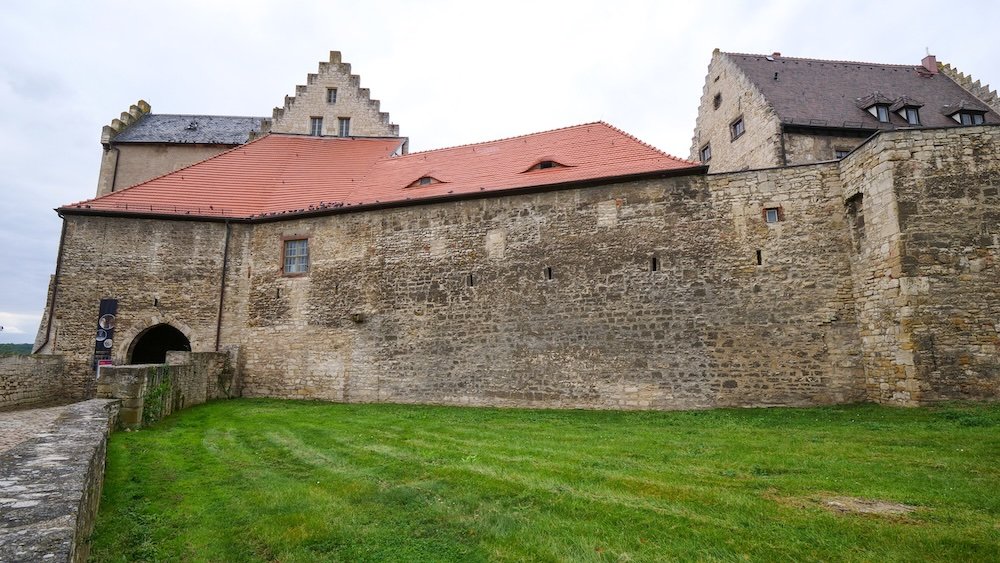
[955, 111, 986, 125]
[902, 107, 920, 125]
[523, 160, 567, 172]
[406, 176, 442, 188]
[875, 104, 890, 123]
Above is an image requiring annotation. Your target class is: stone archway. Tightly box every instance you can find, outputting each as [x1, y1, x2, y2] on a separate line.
[128, 323, 191, 364]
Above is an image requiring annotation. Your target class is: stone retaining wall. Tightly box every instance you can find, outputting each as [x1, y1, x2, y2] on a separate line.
[0, 354, 67, 412]
[96, 352, 232, 427]
[0, 399, 119, 562]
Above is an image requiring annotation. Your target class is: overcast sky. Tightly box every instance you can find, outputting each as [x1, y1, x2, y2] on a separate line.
[0, 0, 997, 343]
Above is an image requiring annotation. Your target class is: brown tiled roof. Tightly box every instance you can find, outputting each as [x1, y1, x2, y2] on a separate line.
[61, 123, 698, 220]
[725, 52, 1000, 130]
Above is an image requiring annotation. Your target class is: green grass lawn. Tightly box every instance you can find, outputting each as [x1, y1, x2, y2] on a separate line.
[90, 399, 1000, 562]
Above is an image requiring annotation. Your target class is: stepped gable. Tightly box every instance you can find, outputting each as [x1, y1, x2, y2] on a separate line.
[270, 51, 399, 138]
[99, 100, 152, 145]
[725, 52, 1000, 129]
[112, 114, 268, 145]
[61, 123, 698, 220]
[939, 62, 1000, 116]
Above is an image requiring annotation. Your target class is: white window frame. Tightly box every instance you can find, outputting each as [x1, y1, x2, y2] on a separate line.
[309, 117, 323, 136]
[283, 239, 309, 275]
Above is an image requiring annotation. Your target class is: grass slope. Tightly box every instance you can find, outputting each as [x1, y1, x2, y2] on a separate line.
[90, 400, 1000, 562]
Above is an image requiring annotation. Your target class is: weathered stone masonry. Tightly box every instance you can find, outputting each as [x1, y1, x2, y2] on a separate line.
[844, 126, 1000, 404]
[40, 126, 999, 409]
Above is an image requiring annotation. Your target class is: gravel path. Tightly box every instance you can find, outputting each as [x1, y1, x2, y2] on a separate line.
[0, 404, 73, 454]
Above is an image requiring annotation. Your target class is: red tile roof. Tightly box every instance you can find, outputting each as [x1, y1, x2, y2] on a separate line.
[61, 122, 699, 220]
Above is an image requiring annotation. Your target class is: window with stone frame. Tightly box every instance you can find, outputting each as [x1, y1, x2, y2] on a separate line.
[700, 143, 712, 163]
[309, 117, 323, 136]
[282, 238, 309, 275]
[835, 148, 851, 159]
[327, 88, 337, 104]
[763, 206, 784, 223]
[338, 117, 351, 137]
[730, 116, 745, 140]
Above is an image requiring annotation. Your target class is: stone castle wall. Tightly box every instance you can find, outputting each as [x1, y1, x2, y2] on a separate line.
[0, 354, 66, 411]
[887, 127, 999, 401]
[843, 126, 1000, 404]
[690, 51, 783, 172]
[42, 127, 999, 409]
[782, 131, 872, 165]
[41, 217, 243, 399]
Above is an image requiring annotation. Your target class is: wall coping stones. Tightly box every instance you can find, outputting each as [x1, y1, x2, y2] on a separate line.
[0, 399, 120, 563]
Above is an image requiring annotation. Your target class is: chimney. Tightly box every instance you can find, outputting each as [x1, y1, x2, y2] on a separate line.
[921, 54, 938, 74]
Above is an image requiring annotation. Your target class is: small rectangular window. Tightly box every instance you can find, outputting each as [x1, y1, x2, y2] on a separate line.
[876, 105, 890, 123]
[730, 117, 745, 140]
[764, 207, 781, 223]
[309, 117, 323, 136]
[700, 143, 712, 163]
[338, 117, 351, 137]
[835, 149, 851, 159]
[957, 111, 985, 126]
[327, 88, 337, 104]
[283, 239, 309, 274]
[904, 107, 920, 125]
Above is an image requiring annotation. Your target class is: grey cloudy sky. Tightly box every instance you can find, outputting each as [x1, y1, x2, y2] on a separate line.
[0, 0, 997, 342]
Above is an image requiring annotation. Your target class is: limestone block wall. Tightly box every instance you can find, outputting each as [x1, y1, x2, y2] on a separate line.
[96, 352, 230, 427]
[0, 354, 66, 411]
[40, 217, 245, 399]
[690, 50, 783, 172]
[270, 51, 399, 138]
[841, 134, 914, 403]
[97, 143, 236, 196]
[842, 125, 1000, 404]
[0, 399, 119, 563]
[888, 126, 1000, 401]
[238, 163, 863, 409]
[783, 131, 873, 165]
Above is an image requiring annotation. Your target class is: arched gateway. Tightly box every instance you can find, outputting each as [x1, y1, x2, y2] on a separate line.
[128, 324, 191, 364]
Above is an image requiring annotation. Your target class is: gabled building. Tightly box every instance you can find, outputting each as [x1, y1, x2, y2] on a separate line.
[95, 51, 401, 197]
[691, 49, 1000, 172]
[23, 50, 999, 412]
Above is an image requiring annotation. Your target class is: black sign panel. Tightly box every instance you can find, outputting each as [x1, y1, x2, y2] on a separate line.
[92, 298, 118, 372]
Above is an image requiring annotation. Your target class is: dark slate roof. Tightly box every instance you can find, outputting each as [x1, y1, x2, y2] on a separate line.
[725, 52, 1000, 130]
[112, 114, 267, 144]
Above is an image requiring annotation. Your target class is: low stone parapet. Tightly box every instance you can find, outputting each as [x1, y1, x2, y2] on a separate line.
[0, 399, 119, 562]
[0, 355, 67, 412]
[96, 352, 233, 428]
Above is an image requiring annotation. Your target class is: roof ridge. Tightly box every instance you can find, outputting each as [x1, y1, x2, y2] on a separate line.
[723, 51, 916, 69]
[69, 133, 277, 208]
[147, 113, 269, 120]
[403, 122, 608, 156]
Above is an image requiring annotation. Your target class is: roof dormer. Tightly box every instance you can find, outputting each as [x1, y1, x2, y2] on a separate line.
[522, 159, 568, 173]
[890, 97, 924, 125]
[406, 175, 443, 188]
